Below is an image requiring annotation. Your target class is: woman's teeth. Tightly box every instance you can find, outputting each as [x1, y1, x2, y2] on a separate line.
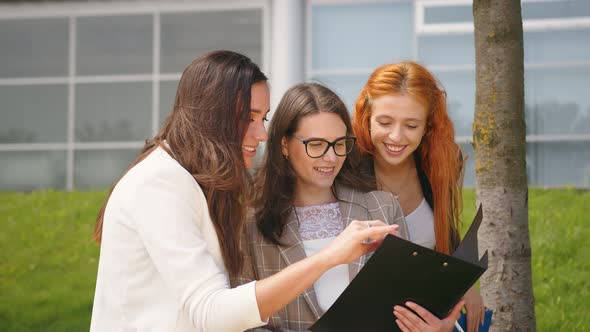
[314, 167, 334, 173]
[243, 146, 256, 152]
[385, 144, 405, 153]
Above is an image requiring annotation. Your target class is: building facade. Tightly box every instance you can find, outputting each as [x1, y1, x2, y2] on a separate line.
[1, 0, 589, 191]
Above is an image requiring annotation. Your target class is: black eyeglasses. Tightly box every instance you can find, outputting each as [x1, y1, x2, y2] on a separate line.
[292, 136, 357, 158]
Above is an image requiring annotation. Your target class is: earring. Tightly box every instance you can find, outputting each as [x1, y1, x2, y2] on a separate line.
[283, 154, 289, 160]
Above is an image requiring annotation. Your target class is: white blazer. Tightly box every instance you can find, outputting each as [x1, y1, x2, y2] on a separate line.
[90, 147, 266, 332]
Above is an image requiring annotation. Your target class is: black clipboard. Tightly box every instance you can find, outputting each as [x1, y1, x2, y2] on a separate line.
[310, 205, 488, 332]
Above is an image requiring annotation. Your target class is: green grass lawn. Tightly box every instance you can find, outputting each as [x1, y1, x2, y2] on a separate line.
[1, 189, 588, 331]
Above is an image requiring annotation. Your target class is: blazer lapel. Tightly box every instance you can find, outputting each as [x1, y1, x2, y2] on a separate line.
[335, 185, 370, 280]
[277, 210, 323, 319]
[335, 184, 358, 228]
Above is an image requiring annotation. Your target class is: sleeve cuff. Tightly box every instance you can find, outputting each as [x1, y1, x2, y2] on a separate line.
[235, 280, 269, 328]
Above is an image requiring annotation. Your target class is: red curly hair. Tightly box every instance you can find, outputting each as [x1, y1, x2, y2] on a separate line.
[353, 62, 462, 254]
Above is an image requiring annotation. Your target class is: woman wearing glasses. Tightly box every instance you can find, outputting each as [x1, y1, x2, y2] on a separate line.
[233, 83, 407, 331]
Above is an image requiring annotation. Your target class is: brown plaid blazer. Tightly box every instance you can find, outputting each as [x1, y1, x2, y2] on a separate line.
[232, 184, 409, 332]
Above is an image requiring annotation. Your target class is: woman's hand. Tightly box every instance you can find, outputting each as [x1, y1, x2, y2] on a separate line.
[463, 286, 485, 332]
[318, 220, 399, 267]
[393, 300, 464, 332]
[255, 220, 398, 321]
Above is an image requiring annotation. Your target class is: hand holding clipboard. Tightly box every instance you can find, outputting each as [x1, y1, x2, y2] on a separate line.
[310, 205, 489, 332]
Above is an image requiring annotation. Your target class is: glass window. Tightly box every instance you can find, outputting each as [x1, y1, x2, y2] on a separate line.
[528, 142, 590, 186]
[309, 74, 369, 114]
[75, 82, 152, 142]
[312, 3, 413, 70]
[424, 5, 472, 24]
[0, 85, 68, 143]
[526, 67, 590, 136]
[77, 15, 153, 76]
[0, 151, 67, 191]
[523, 0, 590, 20]
[0, 18, 68, 78]
[433, 70, 475, 137]
[159, 80, 179, 127]
[423, 1, 590, 24]
[160, 10, 262, 74]
[74, 149, 139, 190]
[418, 34, 475, 66]
[524, 29, 590, 64]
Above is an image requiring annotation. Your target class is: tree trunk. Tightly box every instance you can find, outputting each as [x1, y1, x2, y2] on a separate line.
[472, 1, 536, 331]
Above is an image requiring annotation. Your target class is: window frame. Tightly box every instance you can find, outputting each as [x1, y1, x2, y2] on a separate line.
[0, 0, 270, 190]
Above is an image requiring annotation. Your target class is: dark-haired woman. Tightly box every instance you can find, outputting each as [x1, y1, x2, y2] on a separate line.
[89, 51, 397, 332]
[236, 83, 465, 331]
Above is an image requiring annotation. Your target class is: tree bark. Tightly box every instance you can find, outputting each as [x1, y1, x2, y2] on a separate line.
[472, 1, 536, 331]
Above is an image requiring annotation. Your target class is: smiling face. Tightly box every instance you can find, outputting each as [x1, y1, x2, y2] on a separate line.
[242, 81, 270, 169]
[282, 112, 347, 194]
[369, 93, 428, 169]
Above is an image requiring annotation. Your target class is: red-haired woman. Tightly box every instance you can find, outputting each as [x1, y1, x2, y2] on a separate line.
[353, 61, 485, 332]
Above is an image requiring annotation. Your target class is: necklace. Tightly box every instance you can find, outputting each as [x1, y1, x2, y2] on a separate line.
[375, 175, 401, 200]
[373, 154, 418, 200]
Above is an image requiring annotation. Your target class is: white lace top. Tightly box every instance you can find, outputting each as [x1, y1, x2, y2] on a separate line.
[294, 202, 349, 312]
[295, 202, 344, 241]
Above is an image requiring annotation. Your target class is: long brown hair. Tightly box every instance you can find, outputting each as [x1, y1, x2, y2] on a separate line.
[353, 62, 462, 254]
[254, 83, 372, 245]
[94, 51, 267, 276]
